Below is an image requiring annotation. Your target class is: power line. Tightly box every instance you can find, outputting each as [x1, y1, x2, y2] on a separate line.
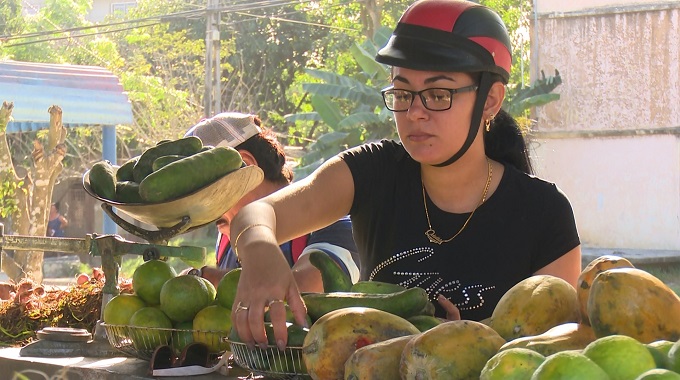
[3, 22, 163, 48]
[2, 0, 361, 48]
[3, 0, 354, 42]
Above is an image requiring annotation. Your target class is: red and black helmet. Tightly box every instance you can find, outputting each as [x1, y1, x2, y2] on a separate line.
[376, 0, 512, 83]
[377, 0, 512, 167]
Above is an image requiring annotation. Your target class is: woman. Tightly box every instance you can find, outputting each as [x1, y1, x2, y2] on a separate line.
[230, 0, 581, 350]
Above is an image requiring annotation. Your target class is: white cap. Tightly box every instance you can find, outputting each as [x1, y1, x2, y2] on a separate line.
[184, 112, 262, 148]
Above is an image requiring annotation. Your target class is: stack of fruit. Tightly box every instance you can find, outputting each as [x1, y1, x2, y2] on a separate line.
[88, 136, 243, 204]
[287, 254, 680, 380]
[102, 260, 241, 358]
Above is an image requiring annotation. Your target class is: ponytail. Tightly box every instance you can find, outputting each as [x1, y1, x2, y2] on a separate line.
[484, 108, 533, 175]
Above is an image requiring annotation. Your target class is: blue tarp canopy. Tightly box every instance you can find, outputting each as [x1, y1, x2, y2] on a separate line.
[0, 60, 133, 132]
[0, 60, 132, 234]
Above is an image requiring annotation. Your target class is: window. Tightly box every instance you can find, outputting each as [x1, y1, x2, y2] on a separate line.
[111, 2, 136, 15]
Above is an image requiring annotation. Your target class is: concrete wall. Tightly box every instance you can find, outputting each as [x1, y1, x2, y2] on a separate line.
[531, 1, 680, 250]
[536, 0, 678, 14]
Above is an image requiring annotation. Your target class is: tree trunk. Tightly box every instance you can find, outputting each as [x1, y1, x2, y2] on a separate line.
[360, 0, 382, 41]
[0, 103, 67, 284]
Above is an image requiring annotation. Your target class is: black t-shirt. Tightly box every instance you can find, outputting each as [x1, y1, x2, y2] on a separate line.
[341, 140, 580, 321]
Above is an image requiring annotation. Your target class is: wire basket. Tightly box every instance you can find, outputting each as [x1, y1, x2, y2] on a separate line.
[103, 323, 230, 360]
[229, 341, 311, 379]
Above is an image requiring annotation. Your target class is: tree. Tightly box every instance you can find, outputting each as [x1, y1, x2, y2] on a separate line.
[1, 102, 67, 283]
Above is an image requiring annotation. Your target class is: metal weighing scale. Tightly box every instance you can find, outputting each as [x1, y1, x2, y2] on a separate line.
[0, 165, 264, 358]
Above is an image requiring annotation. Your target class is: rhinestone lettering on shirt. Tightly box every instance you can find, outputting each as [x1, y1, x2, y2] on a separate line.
[369, 246, 495, 311]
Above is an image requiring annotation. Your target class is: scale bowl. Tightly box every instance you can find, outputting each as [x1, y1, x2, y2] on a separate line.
[83, 165, 264, 229]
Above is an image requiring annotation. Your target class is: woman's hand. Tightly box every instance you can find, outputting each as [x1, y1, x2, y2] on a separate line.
[231, 241, 308, 350]
[437, 294, 461, 320]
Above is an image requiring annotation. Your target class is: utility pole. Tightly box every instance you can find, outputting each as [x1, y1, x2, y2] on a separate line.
[204, 0, 221, 118]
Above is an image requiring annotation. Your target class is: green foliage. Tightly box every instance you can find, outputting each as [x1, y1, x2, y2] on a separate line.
[285, 27, 396, 179]
[0, 171, 22, 219]
[505, 69, 563, 117]
[0, 0, 24, 38]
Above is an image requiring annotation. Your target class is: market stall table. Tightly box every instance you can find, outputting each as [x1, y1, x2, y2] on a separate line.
[0, 346, 260, 379]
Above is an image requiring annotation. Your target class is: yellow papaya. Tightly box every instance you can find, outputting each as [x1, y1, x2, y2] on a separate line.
[588, 267, 680, 343]
[577, 255, 634, 325]
[499, 322, 596, 356]
[344, 335, 416, 380]
[400, 320, 506, 380]
[302, 307, 419, 380]
[487, 275, 580, 341]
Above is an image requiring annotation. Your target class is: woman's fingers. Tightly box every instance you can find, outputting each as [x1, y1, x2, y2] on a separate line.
[287, 287, 308, 328]
[267, 299, 289, 350]
[247, 303, 268, 349]
[437, 294, 461, 320]
[232, 300, 255, 348]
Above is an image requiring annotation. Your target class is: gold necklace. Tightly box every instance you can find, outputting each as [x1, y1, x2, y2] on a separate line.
[423, 158, 492, 245]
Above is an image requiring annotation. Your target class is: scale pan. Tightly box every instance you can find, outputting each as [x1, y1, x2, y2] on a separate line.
[83, 165, 263, 229]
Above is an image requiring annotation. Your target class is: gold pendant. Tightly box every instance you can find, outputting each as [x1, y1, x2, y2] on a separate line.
[425, 229, 444, 245]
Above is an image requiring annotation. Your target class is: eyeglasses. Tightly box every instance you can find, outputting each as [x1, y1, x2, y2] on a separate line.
[381, 85, 478, 112]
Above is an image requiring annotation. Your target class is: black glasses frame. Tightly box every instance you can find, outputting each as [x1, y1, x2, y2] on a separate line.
[381, 84, 479, 112]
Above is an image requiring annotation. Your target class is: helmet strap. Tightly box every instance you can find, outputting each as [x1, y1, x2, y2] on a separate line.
[433, 71, 493, 167]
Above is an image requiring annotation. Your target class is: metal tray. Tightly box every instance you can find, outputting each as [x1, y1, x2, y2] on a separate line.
[229, 341, 310, 379]
[104, 324, 230, 360]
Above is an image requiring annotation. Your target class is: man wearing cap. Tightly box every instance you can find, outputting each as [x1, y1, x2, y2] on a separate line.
[184, 112, 359, 291]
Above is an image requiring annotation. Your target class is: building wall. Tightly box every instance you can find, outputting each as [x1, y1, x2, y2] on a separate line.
[21, 0, 137, 22]
[532, 2, 680, 250]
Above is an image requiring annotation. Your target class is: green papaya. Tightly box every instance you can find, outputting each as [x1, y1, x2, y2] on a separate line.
[308, 249, 352, 292]
[350, 280, 407, 294]
[302, 287, 429, 321]
[151, 155, 186, 171]
[115, 181, 143, 203]
[132, 136, 203, 183]
[116, 156, 139, 181]
[138, 146, 242, 203]
[407, 315, 442, 332]
[89, 160, 117, 200]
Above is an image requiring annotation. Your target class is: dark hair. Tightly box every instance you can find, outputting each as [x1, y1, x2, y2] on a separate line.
[52, 202, 60, 212]
[237, 117, 293, 185]
[485, 108, 533, 175]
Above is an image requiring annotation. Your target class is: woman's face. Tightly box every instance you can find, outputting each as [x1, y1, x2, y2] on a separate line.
[390, 67, 479, 165]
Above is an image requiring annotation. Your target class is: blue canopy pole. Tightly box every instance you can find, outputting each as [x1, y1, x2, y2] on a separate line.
[102, 125, 117, 235]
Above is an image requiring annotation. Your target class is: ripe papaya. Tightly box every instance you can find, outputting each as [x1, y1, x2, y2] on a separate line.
[132, 136, 203, 183]
[577, 255, 634, 325]
[302, 307, 419, 380]
[344, 335, 416, 380]
[499, 322, 596, 356]
[400, 320, 506, 380]
[350, 280, 406, 294]
[89, 160, 117, 200]
[302, 287, 429, 322]
[487, 275, 580, 341]
[139, 146, 242, 203]
[308, 249, 352, 293]
[588, 267, 680, 343]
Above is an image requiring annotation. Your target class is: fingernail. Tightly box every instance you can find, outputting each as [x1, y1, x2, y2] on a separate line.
[259, 342, 267, 350]
[277, 339, 285, 351]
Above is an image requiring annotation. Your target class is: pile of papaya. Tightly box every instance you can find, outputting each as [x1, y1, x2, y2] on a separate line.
[88, 136, 243, 204]
[229, 253, 680, 380]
